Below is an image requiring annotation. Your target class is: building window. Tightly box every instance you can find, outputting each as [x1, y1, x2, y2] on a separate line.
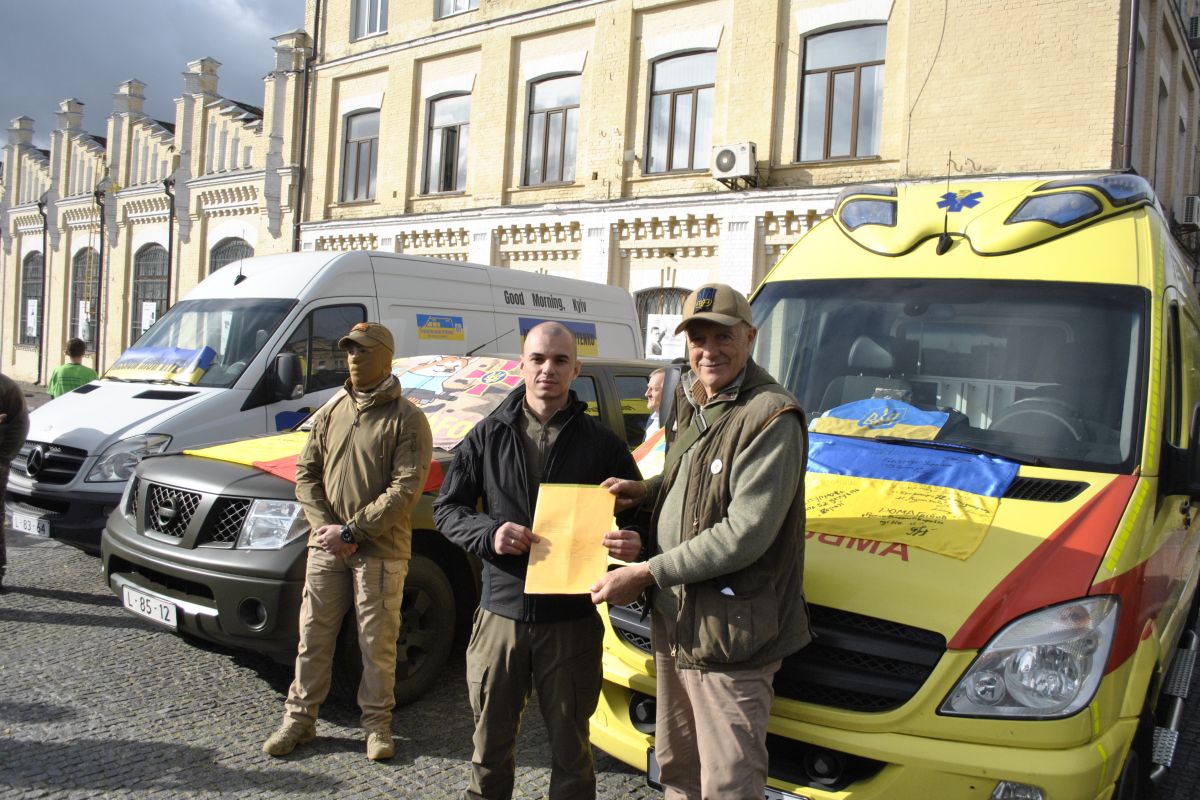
[646, 51, 716, 174]
[209, 237, 255, 275]
[424, 94, 470, 194]
[19, 252, 43, 346]
[341, 110, 380, 202]
[353, 0, 387, 39]
[131, 244, 169, 345]
[798, 25, 886, 162]
[436, 0, 478, 19]
[70, 248, 101, 352]
[525, 74, 581, 185]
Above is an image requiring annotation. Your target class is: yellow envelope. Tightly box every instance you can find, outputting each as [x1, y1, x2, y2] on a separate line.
[525, 484, 616, 594]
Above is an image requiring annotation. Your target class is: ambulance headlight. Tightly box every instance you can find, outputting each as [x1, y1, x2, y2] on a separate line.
[86, 434, 172, 482]
[237, 500, 309, 550]
[941, 597, 1118, 719]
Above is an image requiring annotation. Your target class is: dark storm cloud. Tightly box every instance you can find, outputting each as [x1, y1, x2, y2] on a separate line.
[0, 0, 304, 148]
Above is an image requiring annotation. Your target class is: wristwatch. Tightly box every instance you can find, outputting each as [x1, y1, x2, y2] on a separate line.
[340, 525, 355, 544]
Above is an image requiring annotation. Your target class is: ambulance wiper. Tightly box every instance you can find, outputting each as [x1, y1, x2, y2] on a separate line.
[872, 436, 1041, 466]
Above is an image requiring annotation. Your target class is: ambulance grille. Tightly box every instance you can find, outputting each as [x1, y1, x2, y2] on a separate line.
[607, 598, 946, 712]
[774, 605, 946, 711]
[1002, 477, 1088, 502]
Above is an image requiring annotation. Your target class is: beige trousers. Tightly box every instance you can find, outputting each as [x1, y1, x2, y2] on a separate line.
[652, 614, 780, 800]
[283, 547, 408, 732]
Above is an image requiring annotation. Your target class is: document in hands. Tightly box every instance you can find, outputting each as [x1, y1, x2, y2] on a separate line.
[524, 484, 616, 594]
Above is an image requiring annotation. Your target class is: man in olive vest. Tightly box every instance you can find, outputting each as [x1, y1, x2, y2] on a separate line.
[592, 283, 810, 799]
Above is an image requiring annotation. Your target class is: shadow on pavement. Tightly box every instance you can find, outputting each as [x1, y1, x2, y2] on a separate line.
[0, 700, 76, 724]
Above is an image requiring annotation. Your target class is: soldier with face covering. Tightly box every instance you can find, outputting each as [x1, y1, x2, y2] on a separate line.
[262, 322, 433, 762]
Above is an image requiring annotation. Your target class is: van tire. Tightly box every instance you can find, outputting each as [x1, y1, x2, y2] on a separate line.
[1113, 706, 1154, 800]
[336, 555, 457, 707]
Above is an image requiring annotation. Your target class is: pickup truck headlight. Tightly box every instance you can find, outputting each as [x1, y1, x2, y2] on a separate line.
[940, 597, 1118, 719]
[237, 500, 309, 550]
[86, 435, 172, 482]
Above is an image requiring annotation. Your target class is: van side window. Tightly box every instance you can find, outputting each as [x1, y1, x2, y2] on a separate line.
[571, 376, 600, 418]
[1167, 304, 1183, 447]
[615, 374, 651, 447]
[281, 305, 367, 393]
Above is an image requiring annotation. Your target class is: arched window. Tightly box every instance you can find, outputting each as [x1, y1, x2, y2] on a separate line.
[209, 237, 254, 275]
[525, 74, 581, 185]
[424, 93, 471, 194]
[130, 244, 169, 345]
[19, 252, 43, 346]
[798, 24, 886, 162]
[70, 248, 101, 352]
[635, 286, 692, 357]
[646, 51, 716, 173]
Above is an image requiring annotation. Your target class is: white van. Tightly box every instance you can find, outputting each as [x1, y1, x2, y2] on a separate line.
[6, 251, 642, 550]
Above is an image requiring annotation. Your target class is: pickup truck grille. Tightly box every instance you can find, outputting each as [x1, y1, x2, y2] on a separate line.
[607, 600, 945, 712]
[198, 498, 251, 546]
[144, 484, 201, 538]
[13, 441, 88, 485]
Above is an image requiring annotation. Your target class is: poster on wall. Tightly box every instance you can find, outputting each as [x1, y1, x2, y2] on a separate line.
[645, 313, 685, 360]
[77, 301, 91, 341]
[25, 300, 37, 338]
[141, 302, 158, 333]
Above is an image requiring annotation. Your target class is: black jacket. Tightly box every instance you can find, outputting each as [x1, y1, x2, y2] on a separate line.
[433, 387, 642, 622]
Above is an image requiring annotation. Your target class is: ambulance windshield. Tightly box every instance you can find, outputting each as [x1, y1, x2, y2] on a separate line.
[752, 279, 1146, 471]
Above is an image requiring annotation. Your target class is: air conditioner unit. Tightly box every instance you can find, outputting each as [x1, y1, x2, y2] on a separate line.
[711, 142, 757, 180]
[1184, 195, 1200, 227]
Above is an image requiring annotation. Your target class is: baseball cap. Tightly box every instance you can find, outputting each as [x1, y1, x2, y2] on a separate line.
[675, 283, 753, 334]
[337, 322, 395, 352]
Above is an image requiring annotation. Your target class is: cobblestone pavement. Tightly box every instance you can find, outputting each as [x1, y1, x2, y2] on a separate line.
[3, 531, 1200, 799]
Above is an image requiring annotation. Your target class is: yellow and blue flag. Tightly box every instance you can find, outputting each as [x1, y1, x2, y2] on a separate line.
[805, 433, 1019, 559]
[810, 398, 948, 440]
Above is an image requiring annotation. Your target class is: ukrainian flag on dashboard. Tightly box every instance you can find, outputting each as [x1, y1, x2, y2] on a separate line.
[805, 433, 1019, 559]
[809, 397, 949, 440]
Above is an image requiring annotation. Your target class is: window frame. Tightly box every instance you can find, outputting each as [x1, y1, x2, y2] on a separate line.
[524, 73, 582, 187]
[209, 237, 254, 276]
[70, 247, 101, 353]
[130, 244, 169, 346]
[352, 0, 388, 40]
[435, 0, 479, 20]
[340, 109, 381, 204]
[796, 23, 886, 163]
[645, 50, 717, 175]
[18, 251, 43, 347]
[423, 92, 471, 195]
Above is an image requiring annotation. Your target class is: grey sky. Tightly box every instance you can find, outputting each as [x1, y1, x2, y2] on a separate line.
[0, 0, 305, 149]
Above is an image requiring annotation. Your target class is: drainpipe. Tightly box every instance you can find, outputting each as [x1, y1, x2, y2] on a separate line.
[1122, 0, 1142, 171]
[163, 177, 175, 306]
[35, 197, 49, 384]
[292, 0, 323, 252]
[92, 185, 107, 372]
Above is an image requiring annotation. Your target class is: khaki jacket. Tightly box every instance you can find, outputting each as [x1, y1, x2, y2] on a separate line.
[296, 377, 433, 560]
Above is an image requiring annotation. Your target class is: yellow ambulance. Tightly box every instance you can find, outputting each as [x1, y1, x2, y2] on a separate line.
[592, 173, 1200, 800]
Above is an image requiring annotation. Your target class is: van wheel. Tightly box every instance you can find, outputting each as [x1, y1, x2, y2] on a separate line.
[1114, 707, 1154, 800]
[336, 555, 457, 707]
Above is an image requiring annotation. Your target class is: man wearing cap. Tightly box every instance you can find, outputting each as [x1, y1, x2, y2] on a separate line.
[262, 321, 433, 761]
[591, 283, 810, 799]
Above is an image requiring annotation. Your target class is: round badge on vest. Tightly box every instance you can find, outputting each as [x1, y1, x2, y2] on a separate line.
[710, 458, 723, 474]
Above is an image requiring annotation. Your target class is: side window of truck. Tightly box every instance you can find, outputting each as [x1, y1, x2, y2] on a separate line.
[571, 376, 601, 418]
[281, 305, 367, 393]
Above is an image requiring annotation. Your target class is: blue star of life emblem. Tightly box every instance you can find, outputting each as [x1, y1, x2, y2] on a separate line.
[937, 190, 984, 212]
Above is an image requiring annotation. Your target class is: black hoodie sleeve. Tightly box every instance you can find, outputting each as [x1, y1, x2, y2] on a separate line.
[433, 425, 502, 560]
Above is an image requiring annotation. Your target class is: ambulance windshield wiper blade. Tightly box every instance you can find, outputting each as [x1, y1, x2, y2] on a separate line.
[871, 437, 1042, 466]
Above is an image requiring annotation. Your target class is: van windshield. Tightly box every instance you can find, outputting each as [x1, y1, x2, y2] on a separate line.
[753, 279, 1147, 471]
[106, 298, 295, 388]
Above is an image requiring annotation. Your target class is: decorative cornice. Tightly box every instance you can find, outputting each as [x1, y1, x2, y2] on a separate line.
[197, 184, 259, 217]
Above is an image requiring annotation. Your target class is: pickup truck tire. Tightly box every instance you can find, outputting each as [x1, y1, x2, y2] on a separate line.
[336, 554, 457, 707]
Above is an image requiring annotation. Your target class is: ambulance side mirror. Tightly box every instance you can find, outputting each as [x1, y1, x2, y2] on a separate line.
[1163, 403, 1200, 498]
[273, 353, 305, 401]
